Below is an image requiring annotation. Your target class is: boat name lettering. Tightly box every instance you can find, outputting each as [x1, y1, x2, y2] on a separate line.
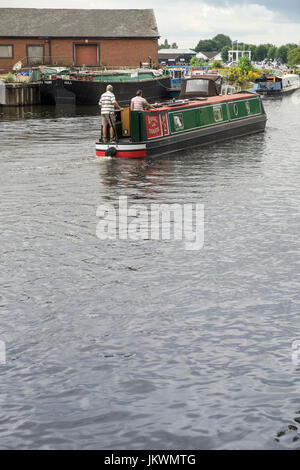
[145, 115, 163, 139]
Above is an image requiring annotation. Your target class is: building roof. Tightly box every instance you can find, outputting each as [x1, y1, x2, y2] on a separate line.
[0, 8, 159, 38]
[198, 51, 219, 59]
[158, 49, 196, 56]
[196, 52, 209, 60]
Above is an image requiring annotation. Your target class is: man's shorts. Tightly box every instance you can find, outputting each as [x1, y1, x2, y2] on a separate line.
[101, 113, 116, 127]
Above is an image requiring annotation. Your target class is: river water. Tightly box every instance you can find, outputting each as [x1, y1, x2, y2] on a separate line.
[0, 93, 300, 450]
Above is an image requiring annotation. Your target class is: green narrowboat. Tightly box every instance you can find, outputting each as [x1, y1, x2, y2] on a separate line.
[95, 77, 267, 159]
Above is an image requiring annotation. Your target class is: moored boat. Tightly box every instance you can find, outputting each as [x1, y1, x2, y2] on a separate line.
[95, 77, 267, 159]
[281, 74, 300, 95]
[32, 67, 171, 105]
[253, 74, 282, 97]
[253, 73, 300, 97]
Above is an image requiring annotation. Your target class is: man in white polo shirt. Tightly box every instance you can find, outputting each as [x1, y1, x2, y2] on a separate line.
[99, 85, 123, 143]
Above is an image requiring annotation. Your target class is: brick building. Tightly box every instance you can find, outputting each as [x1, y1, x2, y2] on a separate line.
[0, 8, 159, 72]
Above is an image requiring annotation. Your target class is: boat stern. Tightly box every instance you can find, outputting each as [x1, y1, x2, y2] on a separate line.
[95, 142, 147, 159]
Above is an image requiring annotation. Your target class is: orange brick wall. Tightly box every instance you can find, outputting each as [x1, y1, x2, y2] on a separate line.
[0, 38, 51, 72]
[0, 37, 159, 72]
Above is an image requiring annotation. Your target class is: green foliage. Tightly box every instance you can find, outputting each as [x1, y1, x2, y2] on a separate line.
[237, 55, 253, 73]
[212, 34, 232, 50]
[285, 43, 298, 50]
[5, 72, 15, 83]
[221, 45, 230, 62]
[276, 45, 289, 62]
[158, 39, 178, 50]
[212, 60, 223, 69]
[195, 39, 217, 52]
[287, 48, 300, 67]
[267, 46, 277, 60]
[255, 44, 268, 61]
[190, 56, 208, 66]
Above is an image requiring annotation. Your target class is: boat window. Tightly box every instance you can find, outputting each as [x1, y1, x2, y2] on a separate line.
[233, 104, 239, 116]
[186, 79, 209, 94]
[213, 105, 223, 122]
[173, 113, 184, 131]
[245, 101, 250, 114]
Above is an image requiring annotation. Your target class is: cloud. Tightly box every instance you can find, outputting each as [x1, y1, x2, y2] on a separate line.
[1, 0, 300, 48]
[202, 0, 300, 21]
[155, 1, 300, 47]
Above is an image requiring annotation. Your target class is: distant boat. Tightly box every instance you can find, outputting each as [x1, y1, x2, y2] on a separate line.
[167, 66, 213, 98]
[95, 76, 267, 159]
[281, 74, 300, 95]
[253, 73, 300, 97]
[31, 67, 171, 105]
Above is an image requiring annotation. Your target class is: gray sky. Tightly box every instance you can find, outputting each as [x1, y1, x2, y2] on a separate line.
[1, 0, 299, 48]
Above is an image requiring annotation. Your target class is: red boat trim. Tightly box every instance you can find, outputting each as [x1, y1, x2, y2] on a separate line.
[96, 149, 147, 158]
[95, 142, 147, 159]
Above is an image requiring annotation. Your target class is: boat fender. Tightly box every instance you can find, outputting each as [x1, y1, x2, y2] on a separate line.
[105, 147, 117, 157]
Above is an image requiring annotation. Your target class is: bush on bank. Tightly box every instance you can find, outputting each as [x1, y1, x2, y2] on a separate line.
[5, 73, 15, 83]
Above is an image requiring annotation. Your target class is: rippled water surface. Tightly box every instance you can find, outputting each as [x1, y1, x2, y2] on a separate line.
[1, 94, 300, 449]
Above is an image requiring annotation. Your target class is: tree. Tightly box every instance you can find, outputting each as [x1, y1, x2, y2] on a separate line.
[267, 46, 277, 60]
[248, 44, 257, 61]
[255, 44, 268, 61]
[286, 43, 298, 51]
[212, 60, 222, 69]
[159, 39, 171, 50]
[276, 45, 289, 63]
[212, 34, 231, 50]
[237, 56, 253, 73]
[159, 39, 178, 50]
[194, 39, 217, 52]
[190, 56, 207, 66]
[221, 45, 230, 62]
[287, 47, 300, 67]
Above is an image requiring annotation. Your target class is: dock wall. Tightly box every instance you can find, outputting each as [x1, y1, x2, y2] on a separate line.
[0, 82, 41, 106]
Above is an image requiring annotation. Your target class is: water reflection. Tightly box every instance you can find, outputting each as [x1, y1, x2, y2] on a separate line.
[0, 104, 99, 121]
[97, 158, 172, 199]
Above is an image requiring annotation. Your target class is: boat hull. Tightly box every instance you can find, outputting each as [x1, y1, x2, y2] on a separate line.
[257, 87, 299, 98]
[95, 113, 267, 159]
[40, 76, 171, 106]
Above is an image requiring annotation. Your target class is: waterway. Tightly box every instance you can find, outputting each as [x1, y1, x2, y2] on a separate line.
[0, 93, 300, 449]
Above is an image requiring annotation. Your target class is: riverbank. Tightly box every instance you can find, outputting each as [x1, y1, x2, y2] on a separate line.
[0, 81, 40, 106]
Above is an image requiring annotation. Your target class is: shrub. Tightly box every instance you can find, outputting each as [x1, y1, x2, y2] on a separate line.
[225, 66, 260, 85]
[237, 56, 254, 73]
[212, 60, 223, 69]
[190, 56, 208, 66]
[5, 72, 15, 83]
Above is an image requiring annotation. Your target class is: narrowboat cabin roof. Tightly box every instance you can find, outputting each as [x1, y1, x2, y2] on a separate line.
[179, 75, 223, 99]
[151, 91, 259, 112]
